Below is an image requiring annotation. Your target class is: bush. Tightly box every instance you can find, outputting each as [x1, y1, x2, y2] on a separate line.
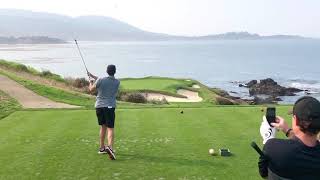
[123, 93, 147, 104]
[73, 78, 90, 88]
[39, 70, 65, 82]
[65, 77, 90, 88]
[116, 90, 126, 100]
[0, 59, 37, 74]
[15, 64, 29, 72]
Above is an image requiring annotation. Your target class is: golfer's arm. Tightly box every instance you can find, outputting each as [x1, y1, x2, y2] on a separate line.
[87, 72, 98, 80]
[89, 82, 96, 92]
[91, 75, 98, 80]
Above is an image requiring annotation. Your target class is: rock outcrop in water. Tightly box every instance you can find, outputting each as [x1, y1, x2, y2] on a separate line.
[246, 78, 302, 97]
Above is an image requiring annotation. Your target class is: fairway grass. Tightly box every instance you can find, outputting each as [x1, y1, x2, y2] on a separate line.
[0, 106, 292, 180]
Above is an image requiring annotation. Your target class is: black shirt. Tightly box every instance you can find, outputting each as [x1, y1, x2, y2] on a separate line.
[259, 137, 320, 180]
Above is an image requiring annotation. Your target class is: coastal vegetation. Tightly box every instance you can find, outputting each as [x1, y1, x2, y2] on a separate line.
[0, 90, 21, 119]
[1, 59, 241, 107]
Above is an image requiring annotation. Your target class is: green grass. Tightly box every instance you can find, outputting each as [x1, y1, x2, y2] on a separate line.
[1, 69, 220, 108]
[0, 106, 292, 179]
[0, 90, 21, 119]
[0, 59, 65, 82]
[121, 77, 218, 103]
[0, 70, 94, 108]
[0, 60, 222, 107]
[121, 77, 194, 94]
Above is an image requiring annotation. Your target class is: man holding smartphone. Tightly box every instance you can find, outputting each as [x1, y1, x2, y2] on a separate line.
[258, 96, 320, 179]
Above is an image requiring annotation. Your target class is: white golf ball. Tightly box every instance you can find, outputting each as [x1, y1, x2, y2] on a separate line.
[209, 148, 215, 155]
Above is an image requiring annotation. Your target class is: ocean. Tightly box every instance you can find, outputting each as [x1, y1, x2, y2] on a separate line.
[0, 40, 319, 104]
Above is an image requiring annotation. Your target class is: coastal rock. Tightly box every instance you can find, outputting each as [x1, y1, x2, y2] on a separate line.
[248, 78, 302, 97]
[246, 80, 257, 88]
[211, 88, 248, 105]
[216, 96, 235, 105]
[252, 96, 278, 105]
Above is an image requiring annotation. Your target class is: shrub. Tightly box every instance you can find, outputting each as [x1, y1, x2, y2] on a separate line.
[123, 93, 147, 104]
[0, 59, 37, 74]
[73, 78, 90, 88]
[64, 77, 90, 88]
[39, 70, 65, 82]
[15, 64, 29, 72]
[116, 90, 126, 101]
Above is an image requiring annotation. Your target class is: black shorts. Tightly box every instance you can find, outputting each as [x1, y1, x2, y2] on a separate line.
[96, 107, 115, 128]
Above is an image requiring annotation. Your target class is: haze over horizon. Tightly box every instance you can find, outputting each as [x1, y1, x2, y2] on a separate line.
[1, 0, 320, 38]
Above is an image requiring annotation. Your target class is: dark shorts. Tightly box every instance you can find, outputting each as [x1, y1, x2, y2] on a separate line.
[96, 107, 115, 128]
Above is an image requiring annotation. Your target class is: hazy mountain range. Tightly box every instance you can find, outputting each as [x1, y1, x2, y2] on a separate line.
[0, 9, 309, 41]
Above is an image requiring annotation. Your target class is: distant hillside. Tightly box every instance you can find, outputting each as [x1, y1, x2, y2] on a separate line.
[0, 9, 175, 41]
[0, 9, 309, 41]
[197, 32, 306, 40]
[0, 36, 66, 44]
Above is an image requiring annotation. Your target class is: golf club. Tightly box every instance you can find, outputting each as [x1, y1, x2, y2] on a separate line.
[74, 39, 90, 78]
[250, 141, 265, 157]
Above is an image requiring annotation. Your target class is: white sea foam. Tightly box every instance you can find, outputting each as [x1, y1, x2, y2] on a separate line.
[290, 82, 320, 92]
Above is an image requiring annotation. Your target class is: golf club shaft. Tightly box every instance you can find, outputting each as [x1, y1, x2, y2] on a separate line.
[251, 141, 265, 157]
[74, 39, 89, 75]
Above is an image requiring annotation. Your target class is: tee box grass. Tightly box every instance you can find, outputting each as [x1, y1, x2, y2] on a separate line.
[0, 106, 292, 180]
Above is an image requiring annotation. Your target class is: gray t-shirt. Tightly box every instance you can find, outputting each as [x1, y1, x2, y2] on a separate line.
[94, 76, 120, 108]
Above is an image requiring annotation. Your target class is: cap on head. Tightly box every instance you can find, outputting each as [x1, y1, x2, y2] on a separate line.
[293, 96, 320, 135]
[107, 65, 116, 76]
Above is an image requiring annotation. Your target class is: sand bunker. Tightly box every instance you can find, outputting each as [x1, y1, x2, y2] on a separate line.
[143, 89, 203, 102]
[192, 84, 200, 89]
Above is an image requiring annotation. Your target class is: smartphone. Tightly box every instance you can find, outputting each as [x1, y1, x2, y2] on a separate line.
[266, 107, 276, 126]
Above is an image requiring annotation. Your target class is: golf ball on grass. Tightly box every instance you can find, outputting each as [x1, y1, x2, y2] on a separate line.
[209, 149, 215, 155]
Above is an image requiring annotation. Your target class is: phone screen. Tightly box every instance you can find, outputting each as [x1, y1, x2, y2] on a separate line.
[266, 107, 276, 126]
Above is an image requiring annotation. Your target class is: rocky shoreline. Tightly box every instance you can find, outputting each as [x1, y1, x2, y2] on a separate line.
[219, 78, 306, 105]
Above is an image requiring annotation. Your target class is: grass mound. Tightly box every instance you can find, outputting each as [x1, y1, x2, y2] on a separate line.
[0, 90, 21, 119]
[0, 59, 65, 82]
[0, 70, 94, 108]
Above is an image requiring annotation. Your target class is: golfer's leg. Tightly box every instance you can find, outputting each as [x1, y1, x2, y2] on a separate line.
[99, 125, 107, 148]
[107, 128, 114, 149]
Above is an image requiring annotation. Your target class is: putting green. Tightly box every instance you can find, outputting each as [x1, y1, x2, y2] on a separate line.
[120, 77, 194, 93]
[0, 107, 291, 179]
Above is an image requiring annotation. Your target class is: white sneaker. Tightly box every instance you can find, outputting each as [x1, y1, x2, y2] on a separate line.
[98, 147, 107, 154]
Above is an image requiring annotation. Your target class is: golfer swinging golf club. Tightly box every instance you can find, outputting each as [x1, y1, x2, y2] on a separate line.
[88, 65, 120, 160]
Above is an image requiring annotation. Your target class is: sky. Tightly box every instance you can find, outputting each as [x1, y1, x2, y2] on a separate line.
[1, 0, 320, 37]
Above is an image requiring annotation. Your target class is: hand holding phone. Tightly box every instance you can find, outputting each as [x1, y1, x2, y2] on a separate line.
[266, 107, 276, 127]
